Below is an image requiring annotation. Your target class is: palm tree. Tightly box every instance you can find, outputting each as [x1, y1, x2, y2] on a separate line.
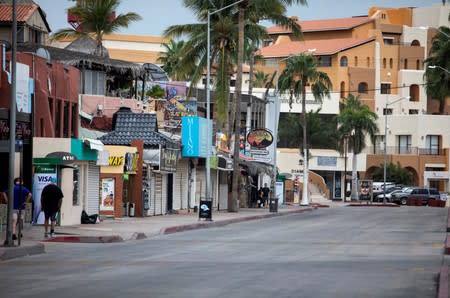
[337, 94, 379, 201]
[277, 53, 332, 205]
[52, 0, 141, 56]
[424, 26, 450, 114]
[253, 71, 270, 88]
[157, 39, 194, 81]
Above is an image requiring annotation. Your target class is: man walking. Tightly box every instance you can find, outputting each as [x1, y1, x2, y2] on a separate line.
[41, 183, 64, 238]
[259, 183, 271, 208]
[4, 178, 32, 240]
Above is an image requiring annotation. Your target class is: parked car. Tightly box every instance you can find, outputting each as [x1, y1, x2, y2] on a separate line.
[391, 187, 414, 205]
[407, 187, 441, 205]
[374, 189, 403, 202]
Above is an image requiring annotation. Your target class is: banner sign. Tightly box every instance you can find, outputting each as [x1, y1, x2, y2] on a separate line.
[358, 180, 373, 201]
[100, 178, 115, 211]
[181, 116, 211, 158]
[32, 165, 57, 224]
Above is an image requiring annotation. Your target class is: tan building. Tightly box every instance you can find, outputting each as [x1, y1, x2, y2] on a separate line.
[257, 3, 450, 198]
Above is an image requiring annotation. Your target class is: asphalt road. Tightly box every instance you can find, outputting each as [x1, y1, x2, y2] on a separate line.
[0, 206, 447, 298]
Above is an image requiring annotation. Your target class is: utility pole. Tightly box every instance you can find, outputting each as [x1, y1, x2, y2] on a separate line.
[4, 0, 17, 247]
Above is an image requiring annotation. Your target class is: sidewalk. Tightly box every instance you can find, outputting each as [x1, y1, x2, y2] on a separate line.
[0, 196, 338, 261]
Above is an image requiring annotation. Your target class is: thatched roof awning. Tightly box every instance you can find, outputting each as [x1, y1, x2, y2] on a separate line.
[17, 43, 145, 78]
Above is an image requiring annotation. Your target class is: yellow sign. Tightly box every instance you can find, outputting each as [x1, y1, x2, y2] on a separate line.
[108, 156, 124, 166]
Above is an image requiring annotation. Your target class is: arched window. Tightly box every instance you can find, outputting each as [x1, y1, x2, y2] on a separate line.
[340, 81, 345, 98]
[367, 57, 370, 68]
[409, 84, 419, 101]
[404, 58, 408, 69]
[358, 82, 368, 94]
[411, 40, 420, 46]
[354, 56, 358, 67]
[416, 59, 421, 70]
[389, 58, 393, 69]
[383, 58, 387, 69]
[340, 56, 348, 67]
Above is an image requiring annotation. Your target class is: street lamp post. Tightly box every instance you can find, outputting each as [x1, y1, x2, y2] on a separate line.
[428, 65, 450, 74]
[383, 96, 409, 204]
[343, 134, 348, 202]
[206, 0, 244, 203]
[420, 26, 450, 39]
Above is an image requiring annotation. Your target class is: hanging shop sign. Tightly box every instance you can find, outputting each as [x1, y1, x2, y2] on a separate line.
[246, 129, 273, 149]
[181, 116, 211, 158]
[124, 152, 139, 173]
[160, 147, 179, 173]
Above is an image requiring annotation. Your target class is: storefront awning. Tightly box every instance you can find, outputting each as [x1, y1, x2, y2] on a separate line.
[84, 138, 104, 151]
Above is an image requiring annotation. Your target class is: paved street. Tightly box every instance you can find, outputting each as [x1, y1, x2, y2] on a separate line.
[0, 206, 447, 298]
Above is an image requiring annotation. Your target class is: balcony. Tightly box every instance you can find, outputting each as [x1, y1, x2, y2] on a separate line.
[366, 146, 444, 156]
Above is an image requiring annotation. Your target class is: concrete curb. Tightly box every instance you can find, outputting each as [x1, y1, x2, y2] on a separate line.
[160, 207, 316, 235]
[0, 243, 45, 261]
[438, 266, 449, 298]
[44, 235, 124, 243]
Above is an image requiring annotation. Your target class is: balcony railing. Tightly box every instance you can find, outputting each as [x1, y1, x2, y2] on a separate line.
[365, 146, 444, 156]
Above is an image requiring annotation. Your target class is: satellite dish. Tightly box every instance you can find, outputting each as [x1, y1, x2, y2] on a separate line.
[36, 47, 51, 63]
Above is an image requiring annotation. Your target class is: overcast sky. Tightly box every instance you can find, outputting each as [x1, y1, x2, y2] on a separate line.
[34, 0, 438, 36]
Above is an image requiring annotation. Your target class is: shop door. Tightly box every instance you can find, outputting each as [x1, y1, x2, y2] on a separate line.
[167, 173, 173, 212]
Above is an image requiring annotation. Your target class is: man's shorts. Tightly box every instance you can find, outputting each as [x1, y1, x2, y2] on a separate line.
[44, 210, 58, 222]
[12, 209, 25, 221]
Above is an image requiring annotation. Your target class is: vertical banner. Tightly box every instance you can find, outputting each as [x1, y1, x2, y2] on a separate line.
[100, 178, 115, 211]
[33, 165, 57, 224]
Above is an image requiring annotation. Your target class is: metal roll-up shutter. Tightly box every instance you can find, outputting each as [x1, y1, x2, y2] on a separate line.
[87, 161, 100, 215]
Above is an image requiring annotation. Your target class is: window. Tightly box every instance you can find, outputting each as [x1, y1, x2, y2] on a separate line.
[83, 70, 106, 95]
[317, 56, 332, 67]
[409, 84, 419, 101]
[381, 83, 391, 94]
[340, 81, 345, 98]
[398, 135, 412, 154]
[367, 57, 370, 68]
[404, 59, 408, 69]
[425, 135, 440, 155]
[383, 38, 394, 45]
[409, 109, 419, 114]
[73, 166, 80, 206]
[411, 40, 420, 46]
[264, 58, 279, 67]
[383, 58, 387, 69]
[389, 58, 393, 69]
[358, 82, 368, 94]
[383, 108, 393, 115]
[416, 60, 420, 70]
[340, 56, 348, 67]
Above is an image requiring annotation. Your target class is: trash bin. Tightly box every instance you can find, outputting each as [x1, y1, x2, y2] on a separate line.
[123, 202, 129, 217]
[129, 203, 135, 217]
[269, 198, 278, 212]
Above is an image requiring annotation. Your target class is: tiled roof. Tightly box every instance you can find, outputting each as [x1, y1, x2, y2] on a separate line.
[267, 16, 373, 34]
[0, 3, 38, 22]
[258, 37, 375, 58]
[99, 108, 178, 148]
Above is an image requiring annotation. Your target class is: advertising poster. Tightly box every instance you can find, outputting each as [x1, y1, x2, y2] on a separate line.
[101, 178, 115, 211]
[32, 165, 57, 224]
